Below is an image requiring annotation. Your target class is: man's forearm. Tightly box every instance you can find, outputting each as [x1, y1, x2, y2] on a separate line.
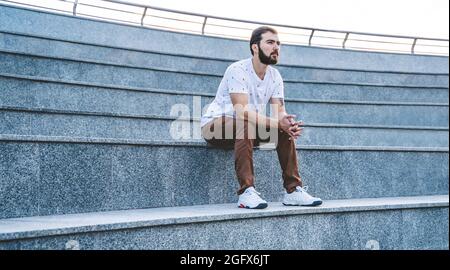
[276, 110, 287, 121]
[237, 110, 279, 129]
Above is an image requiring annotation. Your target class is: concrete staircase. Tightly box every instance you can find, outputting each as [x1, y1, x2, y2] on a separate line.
[0, 3, 448, 249]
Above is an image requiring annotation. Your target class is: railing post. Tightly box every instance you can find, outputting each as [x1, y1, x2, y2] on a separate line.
[202, 17, 208, 35]
[411, 38, 418, 54]
[73, 0, 78, 16]
[308, 29, 315, 46]
[141, 7, 148, 26]
[343, 32, 349, 49]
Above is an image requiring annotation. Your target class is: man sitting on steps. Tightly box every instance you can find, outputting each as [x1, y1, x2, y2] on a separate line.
[201, 26, 322, 209]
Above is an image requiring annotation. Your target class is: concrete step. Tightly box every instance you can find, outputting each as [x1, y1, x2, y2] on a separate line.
[1, 107, 448, 147]
[1, 51, 448, 97]
[0, 195, 447, 249]
[0, 73, 448, 112]
[0, 135, 447, 219]
[1, 3, 448, 73]
[0, 31, 448, 87]
[4, 73, 447, 106]
[2, 51, 448, 105]
[0, 75, 448, 128]
[288, 81, 448, 103]
[283, 101, 448, 127]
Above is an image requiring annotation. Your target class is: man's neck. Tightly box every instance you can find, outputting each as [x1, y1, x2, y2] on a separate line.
[251, 57, 268, 80]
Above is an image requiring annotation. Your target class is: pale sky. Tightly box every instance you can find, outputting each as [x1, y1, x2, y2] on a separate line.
[132, 0, 449, 39]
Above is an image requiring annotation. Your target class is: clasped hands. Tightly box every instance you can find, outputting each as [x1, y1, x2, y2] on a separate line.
[279, 114, 303, 141]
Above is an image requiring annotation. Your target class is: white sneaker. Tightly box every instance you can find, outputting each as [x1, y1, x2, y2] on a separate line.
[237, 187, 268, 209]
[282, 186, 322, 206]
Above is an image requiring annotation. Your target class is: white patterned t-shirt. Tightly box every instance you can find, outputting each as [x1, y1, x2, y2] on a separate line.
[201, 58, 284, 127]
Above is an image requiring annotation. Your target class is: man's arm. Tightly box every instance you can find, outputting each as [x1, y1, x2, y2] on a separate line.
[270, 97, 303, 140]
[270, 97, 287, 121]
[230, 94, 301, 138]
[230, 93, 279, 128]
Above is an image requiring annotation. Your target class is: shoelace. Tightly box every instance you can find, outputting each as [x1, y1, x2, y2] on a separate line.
[297, 186, 309, 192]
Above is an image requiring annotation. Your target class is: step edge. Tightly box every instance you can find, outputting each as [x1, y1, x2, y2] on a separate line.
[1, 105, 449, 130]
[2, 72, 448, 94]
[0, 195, 447, 241]
[0, 29, 449, 76]
[0, 134, 448, 152]
[1, 49, 448, 89]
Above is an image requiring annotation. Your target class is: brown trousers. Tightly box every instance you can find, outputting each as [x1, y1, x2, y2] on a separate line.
[201, 116, 302, 195]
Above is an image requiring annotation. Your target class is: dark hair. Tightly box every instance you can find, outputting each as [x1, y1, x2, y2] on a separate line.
[249, 26, 278, 55]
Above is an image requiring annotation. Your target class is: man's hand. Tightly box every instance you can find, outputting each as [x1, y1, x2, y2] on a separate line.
[288, 120, 304, 140]
[279, 114, 304, 140]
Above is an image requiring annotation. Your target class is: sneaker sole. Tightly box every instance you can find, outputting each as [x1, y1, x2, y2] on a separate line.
[238, 203, 268, 209]
[282, 200, 323, 207]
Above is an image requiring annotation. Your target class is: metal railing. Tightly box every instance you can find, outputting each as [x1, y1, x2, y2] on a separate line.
[1, 0, 448, 56]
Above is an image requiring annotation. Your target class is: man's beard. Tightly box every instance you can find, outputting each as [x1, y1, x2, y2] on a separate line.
[258, 44, 278, 65]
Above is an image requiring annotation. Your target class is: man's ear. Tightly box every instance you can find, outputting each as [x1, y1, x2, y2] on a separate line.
[252, 43, 258, 55]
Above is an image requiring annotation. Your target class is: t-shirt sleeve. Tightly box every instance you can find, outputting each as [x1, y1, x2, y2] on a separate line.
[226, 66, 249, 94]
[271, 70, 284, 99]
